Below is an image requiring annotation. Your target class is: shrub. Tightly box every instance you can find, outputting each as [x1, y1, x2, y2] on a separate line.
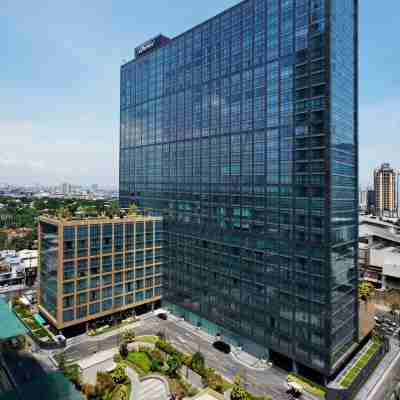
[231, 385, 251, 400]
[150, 359, 162, 372]
[96, 371, 115, 394]
[167, 353, 182, 378]
[203, 368, 224, 393]
[63, 364, 81, 389]
[156, 339, 177, 355]
[191, 351, 205, 375]
[81, 383, 95, 397]
[111, 366, 127, 385]
[149, 349, 164, 363]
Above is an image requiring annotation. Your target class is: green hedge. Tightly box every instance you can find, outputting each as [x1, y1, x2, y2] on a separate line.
[340, 342, 381, 388]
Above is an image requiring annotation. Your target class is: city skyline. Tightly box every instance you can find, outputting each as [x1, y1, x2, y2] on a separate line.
[1, 1, 400, 187]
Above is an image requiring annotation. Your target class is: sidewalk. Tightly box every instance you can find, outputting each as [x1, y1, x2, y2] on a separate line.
[66, 310, 157, 346]
[166, 311, 269, 371]
[231, 349, 269, 371]
[78, 348, 117, 385]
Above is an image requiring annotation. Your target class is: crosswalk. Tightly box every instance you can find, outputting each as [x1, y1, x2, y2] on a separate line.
[139, 378, 168, 400]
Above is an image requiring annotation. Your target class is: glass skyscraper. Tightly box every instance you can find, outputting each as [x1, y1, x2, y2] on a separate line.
[120, 0, 358, 380]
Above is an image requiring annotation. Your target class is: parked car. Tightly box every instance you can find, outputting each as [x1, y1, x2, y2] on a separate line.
[158, 313, 168, 320]
[213, 340, 231, 354]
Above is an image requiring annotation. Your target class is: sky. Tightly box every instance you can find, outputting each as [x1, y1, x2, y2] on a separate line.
[1, 1, 399, 188]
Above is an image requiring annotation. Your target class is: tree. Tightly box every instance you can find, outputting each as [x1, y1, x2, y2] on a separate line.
[167, 353, 182, 378]
[359, 281, 374, 301]
[119, 342, 128, 358]
[191, 351, 205, 374]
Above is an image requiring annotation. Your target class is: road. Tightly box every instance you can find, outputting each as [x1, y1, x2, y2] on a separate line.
[64, 315, 311, 400]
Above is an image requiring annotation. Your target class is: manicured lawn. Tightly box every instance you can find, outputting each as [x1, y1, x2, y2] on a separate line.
[126, 352, 151, 374]
[340, 342, 381, 388]
[135, 335, 159, 344]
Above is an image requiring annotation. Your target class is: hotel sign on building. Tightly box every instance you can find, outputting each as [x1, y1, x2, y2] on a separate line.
[134, 35, 170, 58]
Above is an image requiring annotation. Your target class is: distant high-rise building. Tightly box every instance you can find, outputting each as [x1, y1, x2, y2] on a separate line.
[61, 182, 72, 195]
[91, 184, 99, 192]
[367, 188, 375, 214]
[120, 0, 358, 382]
[359, 187, 368, 210]
[374, 163, 398, 217]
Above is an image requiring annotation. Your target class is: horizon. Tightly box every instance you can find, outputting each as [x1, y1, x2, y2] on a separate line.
[1, 1, 399, 187]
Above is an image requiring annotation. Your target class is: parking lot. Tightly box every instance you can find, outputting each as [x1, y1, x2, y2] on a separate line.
[374, 311, 400, 339]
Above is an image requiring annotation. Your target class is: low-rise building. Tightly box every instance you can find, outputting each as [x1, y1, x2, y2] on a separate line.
[0, 250, 38, 288]
[359, 216, 400, 289]
[38, 210, 163, 332]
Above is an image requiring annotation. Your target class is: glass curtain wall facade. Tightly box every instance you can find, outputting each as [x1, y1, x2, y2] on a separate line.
[39, 222, 59, 320]
[120, 0, 358, 378]
[38, 217, 163, 330]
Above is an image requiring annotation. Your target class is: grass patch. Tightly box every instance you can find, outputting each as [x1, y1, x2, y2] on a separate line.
[126, 352, 151, 374]
[135, 335, 159, 344]
[288, 373, 326, 398]
[339, 342, 381, 388]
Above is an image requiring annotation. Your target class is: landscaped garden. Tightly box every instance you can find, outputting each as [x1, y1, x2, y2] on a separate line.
[60, 331, 275, 400]
[13, 301, 53, 341]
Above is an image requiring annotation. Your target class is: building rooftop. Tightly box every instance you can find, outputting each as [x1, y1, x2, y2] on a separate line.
[39, 207, 161, 225]
[360, 216, 400, 245]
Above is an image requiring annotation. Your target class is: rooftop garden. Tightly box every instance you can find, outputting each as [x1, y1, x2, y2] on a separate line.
[13, 300, 54, 341]
[42, 202, 149, 222]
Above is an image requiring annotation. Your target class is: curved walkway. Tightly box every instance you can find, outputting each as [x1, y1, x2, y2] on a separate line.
[139, 377, 169, 400]
[125, 367, 141, 400]
[125, 367, 169, 400]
